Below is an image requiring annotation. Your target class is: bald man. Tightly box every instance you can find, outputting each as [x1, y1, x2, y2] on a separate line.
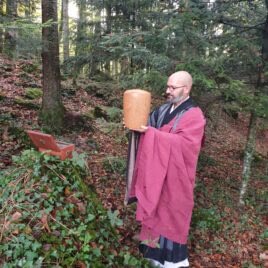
[126, 71, 206, 268]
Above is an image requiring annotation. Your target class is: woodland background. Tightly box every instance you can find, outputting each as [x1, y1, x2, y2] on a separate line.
[0, 0, 267, 267]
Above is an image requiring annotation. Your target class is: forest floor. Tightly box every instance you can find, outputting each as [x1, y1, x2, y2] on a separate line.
[0, 55, 267, 268]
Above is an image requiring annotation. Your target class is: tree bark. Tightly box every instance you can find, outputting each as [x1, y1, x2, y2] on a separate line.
[239, 3, 268, 205]
[105, 2, 112, 34]
[24, 0, 31, 17]
[61, 0, 69, 62]
[239, 112, 257, 205]
[0, 0, 4, 53]
[40, 0, 64, 131]
[262, 3, 268, 63]
[4, 0, 17, 58]
[73, 0, 86, 84]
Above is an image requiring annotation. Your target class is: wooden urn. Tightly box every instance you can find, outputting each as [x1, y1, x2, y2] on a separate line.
[123, 89, 151, 130]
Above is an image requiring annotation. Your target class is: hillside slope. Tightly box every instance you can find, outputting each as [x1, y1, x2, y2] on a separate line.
[0, 55, 267, 267]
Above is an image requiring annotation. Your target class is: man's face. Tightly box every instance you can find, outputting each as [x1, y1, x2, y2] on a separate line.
[166, 77, 187, 104]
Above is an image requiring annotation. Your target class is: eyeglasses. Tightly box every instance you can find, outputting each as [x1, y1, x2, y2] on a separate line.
[166, 85, 185, 91]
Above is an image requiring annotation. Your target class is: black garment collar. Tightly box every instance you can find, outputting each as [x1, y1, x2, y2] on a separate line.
[161, 97, 196, 127]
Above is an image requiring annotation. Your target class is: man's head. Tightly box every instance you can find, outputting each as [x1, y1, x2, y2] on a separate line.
[166, 71, 193, 105]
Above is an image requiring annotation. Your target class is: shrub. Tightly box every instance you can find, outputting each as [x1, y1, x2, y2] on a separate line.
[0, 150, 149, 267]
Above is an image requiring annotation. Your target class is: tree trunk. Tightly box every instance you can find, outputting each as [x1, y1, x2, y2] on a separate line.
[75, 0, 86, 57]
[40, 0, 64, 131]
[73, 0, 86, 84]
[105, 2, 112, 34]
[0, 0, 4, 53]
[239, 1, 268, 206]
[263, 2, 268, 63]
[62, 0, 69, 61]
[4, 0, 17, 58]
[239, 112, 257, 205]
[94, 9, 104, 75]
[24, 0, 31, 17]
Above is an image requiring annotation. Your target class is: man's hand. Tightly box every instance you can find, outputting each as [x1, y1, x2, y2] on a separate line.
[133, 125, 148, 133]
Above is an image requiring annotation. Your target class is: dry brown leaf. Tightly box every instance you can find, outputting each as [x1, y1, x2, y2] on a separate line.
[41, 213, 51, 233]
[11, 211, 22, 222]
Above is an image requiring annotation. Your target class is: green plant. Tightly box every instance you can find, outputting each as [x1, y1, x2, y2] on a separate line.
[191, 208, 222, 232]
[105, 107, 122, 123]
[0, 150, 147, 267]
[103, 156, 126, 175]
[197, 153, 217, 172]
[25, 88, 42, 99]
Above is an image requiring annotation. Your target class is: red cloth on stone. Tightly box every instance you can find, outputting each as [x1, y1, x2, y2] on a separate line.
[129, 107, 206, 246]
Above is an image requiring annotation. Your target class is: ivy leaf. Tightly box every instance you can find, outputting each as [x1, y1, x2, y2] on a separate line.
[107, 210, 123, 227]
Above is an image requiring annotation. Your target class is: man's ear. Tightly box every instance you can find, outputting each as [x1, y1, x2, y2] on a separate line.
[185, 86, 190, 95]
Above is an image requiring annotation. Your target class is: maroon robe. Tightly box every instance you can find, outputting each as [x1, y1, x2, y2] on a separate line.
[129, 107, 205, 246]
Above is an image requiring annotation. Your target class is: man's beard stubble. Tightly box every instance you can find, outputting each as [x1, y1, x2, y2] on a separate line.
[166, 94, 185, 105]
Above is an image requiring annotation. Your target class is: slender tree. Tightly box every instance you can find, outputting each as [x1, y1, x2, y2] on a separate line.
[72, 0, 88, 84]
[40, 0, 64, 130]
[61, 0, 69, 61]
[0, 0, 4, 53]
[24, 0, 30, 17]
[4, 0, 17, 58]
[239, 0, 268, 204]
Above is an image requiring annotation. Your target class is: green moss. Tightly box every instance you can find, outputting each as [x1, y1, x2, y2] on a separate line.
[14, 97, 40, 110]
[25, 88, 43, 99]
[39, 105, 65, 133]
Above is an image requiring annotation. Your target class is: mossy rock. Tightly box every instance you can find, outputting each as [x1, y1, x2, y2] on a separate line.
[25, 88, 43, 99]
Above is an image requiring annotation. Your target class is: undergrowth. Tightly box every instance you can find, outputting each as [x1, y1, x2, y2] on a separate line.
[0, 150, 150, 267]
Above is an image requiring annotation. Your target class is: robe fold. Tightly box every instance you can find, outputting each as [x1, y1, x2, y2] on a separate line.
[129, 106, 206, 246]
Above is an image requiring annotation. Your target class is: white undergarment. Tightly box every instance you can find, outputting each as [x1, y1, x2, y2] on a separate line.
[148, 258, 189, 268]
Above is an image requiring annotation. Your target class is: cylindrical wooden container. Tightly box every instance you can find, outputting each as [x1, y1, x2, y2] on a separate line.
[123, 89, 151, 130]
